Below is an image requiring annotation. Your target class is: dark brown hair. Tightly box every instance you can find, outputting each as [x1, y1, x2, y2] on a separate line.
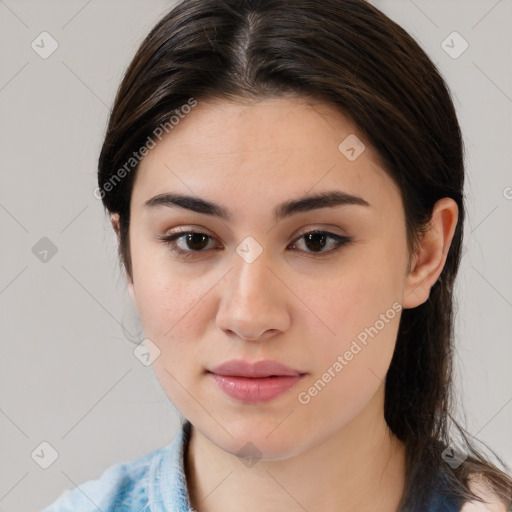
[97, 0, 512, 509]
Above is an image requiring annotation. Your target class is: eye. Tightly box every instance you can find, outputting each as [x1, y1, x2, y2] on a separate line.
[289, 230, 353, 256]
[157, 228, 353, 259]
[158, 229, 218, 259]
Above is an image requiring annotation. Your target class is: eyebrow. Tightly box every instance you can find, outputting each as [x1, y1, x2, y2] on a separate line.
[143, 190, 370, 222]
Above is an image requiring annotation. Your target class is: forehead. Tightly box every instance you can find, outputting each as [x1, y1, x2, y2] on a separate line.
[132, 96, 401, 218]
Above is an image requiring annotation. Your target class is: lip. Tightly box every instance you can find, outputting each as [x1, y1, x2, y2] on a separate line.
[208, 359, 305, 378]
[207, 359, 307, 403]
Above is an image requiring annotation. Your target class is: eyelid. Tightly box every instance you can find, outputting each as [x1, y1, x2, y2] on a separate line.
[292, 225, 347, 240]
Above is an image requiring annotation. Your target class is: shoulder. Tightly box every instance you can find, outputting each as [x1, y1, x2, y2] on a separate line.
[41, 447, 161, 512]
[459, 474, 510, 512]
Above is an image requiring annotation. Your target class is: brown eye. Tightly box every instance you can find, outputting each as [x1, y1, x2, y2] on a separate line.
[290, 230, 352, 255]
[158, 230, 218, 259]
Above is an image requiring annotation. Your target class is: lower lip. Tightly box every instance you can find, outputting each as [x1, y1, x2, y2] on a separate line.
[208, 372, 305, 403]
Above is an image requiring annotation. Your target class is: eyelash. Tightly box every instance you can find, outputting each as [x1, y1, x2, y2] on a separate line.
[157, 228, 353, 260]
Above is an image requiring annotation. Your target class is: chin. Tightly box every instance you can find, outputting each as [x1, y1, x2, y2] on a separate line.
[207, 421, 306, 462]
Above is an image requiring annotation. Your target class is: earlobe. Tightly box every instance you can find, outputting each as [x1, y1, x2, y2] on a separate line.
[127, 279, 136, 304]
[110, 212, 121, 236]
[402, 198, 459, 309]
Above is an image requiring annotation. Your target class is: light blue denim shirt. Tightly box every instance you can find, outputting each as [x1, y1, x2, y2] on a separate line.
[42, 419, 462, 512]
[42, 420, 196, 512]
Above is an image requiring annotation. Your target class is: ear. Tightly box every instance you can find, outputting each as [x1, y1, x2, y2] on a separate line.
[110, 213, 136, 303]
[402, 198, 459, 309]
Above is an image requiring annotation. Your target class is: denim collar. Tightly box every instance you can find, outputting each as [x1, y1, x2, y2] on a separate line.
[148, 419, 195, 512]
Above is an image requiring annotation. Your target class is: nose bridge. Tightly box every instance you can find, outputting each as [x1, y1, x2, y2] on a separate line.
[231, 243, 274, 306]
[216, 242, 289, 340]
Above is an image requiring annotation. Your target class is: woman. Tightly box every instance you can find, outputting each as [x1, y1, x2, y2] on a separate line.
[43, 0, 512, 510]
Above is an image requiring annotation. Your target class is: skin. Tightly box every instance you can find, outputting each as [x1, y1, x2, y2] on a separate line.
[111, 96, 460, 512]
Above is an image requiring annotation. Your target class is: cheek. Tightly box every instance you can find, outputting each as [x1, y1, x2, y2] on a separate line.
[135, 275, 211, 352]
[303, 250, 403, 337]
[293, 269, 402, 428]
[133, 272, 212, 408]
[130, 229, 206, 329]
[295, 251, 403, 386]
[129, 240, 211, 361]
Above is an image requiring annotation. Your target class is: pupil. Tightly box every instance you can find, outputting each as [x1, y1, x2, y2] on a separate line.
[187, 233, 208, 250]
[306, 233, 326, 252]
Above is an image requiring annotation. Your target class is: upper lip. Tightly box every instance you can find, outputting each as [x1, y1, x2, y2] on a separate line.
[208, 359, 306, 378]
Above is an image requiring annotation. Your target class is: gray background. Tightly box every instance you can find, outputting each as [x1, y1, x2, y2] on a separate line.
[0, 1, 511, 510]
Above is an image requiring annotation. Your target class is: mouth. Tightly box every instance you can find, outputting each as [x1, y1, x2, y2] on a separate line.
[206, 359, 308, 403]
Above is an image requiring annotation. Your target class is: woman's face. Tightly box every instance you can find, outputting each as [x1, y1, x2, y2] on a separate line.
[126, 96, 416, 459]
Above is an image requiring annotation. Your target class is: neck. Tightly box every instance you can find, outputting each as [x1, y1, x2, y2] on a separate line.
[185, 384, 407, 512]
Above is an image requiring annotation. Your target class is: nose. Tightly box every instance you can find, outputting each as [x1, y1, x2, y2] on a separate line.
[215, 251, 290, 341]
